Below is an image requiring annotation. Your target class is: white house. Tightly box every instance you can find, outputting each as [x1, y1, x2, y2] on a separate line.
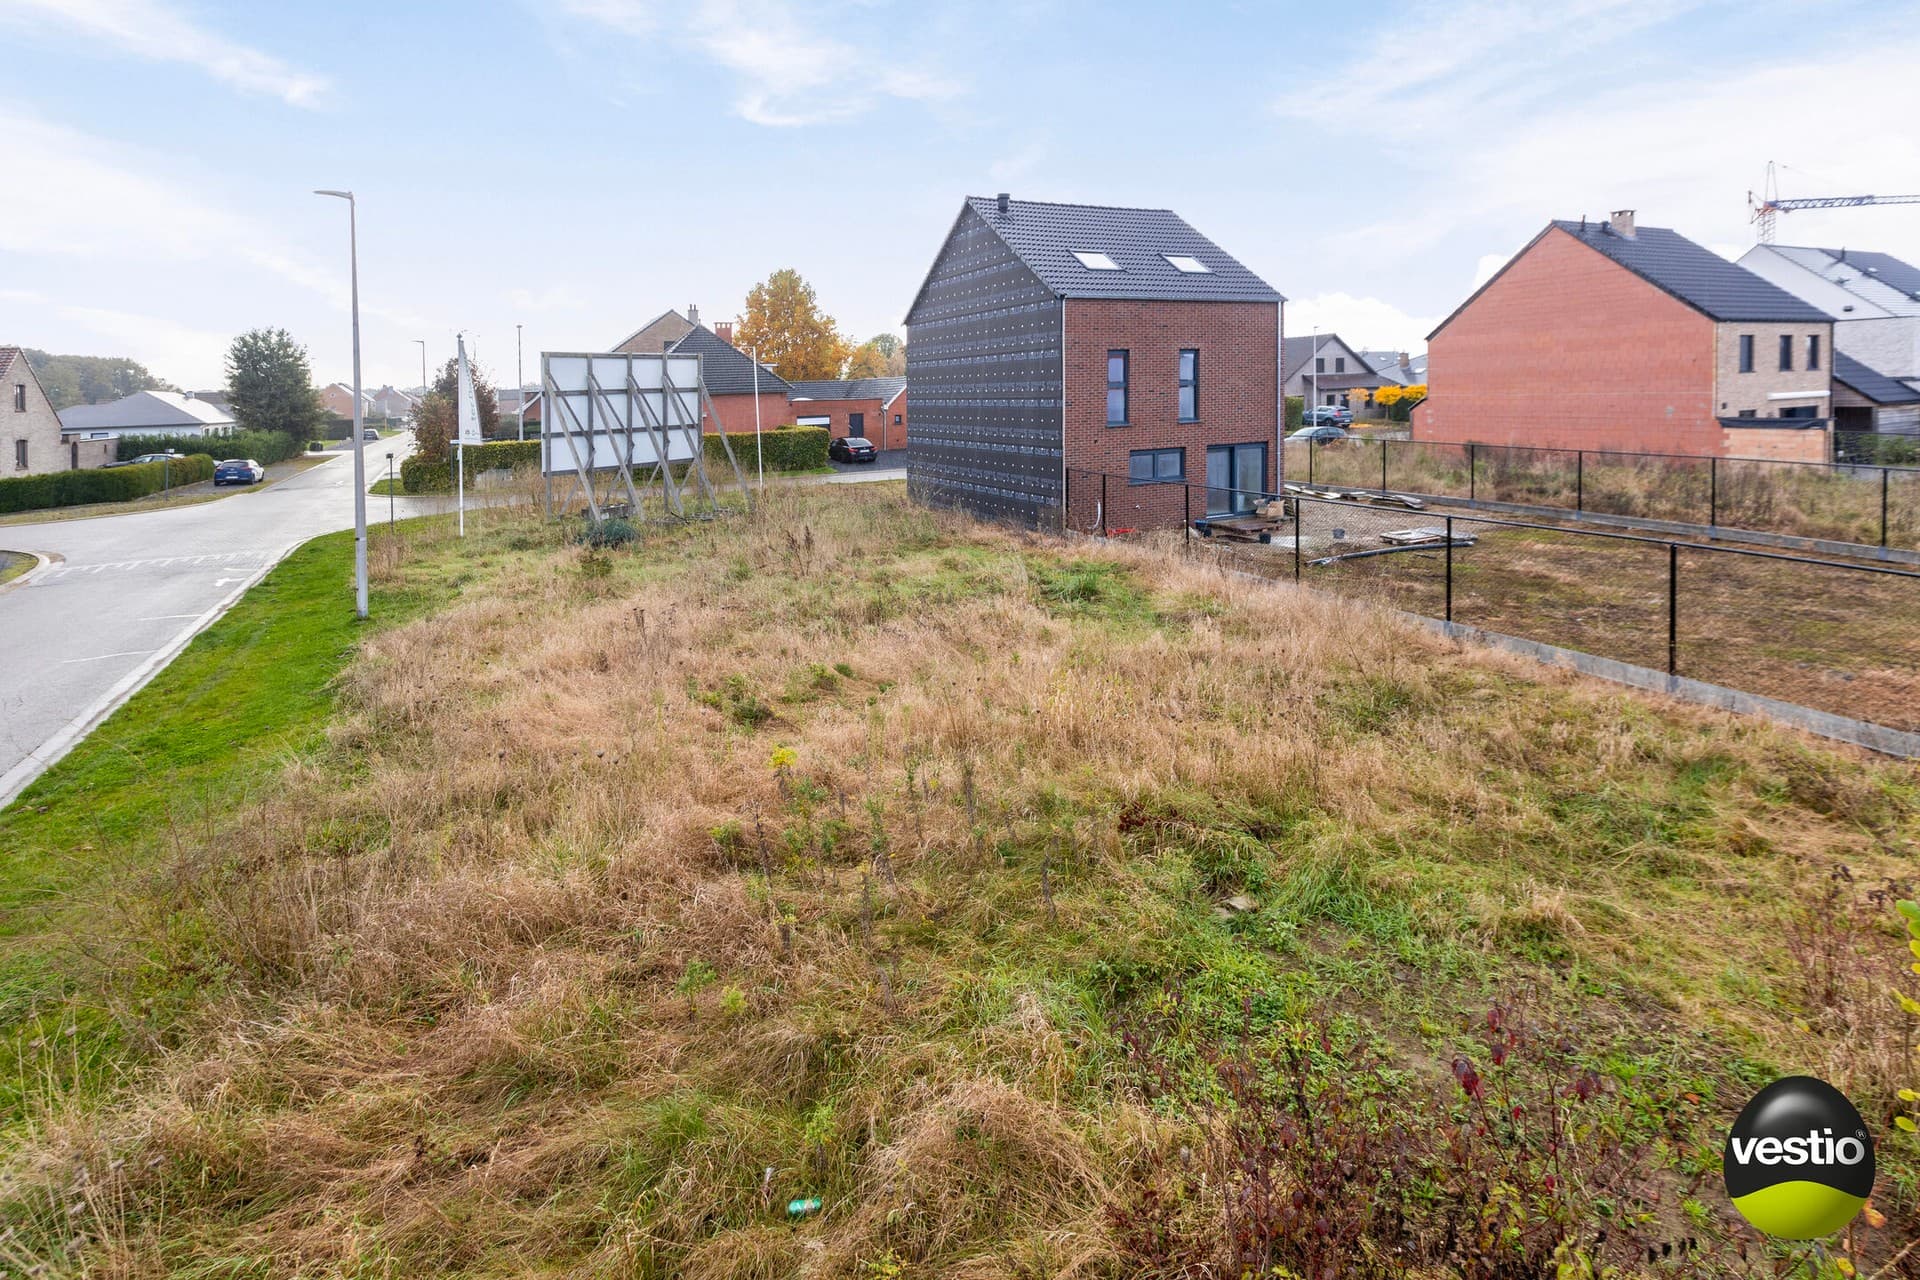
[57, 390, 237, 442]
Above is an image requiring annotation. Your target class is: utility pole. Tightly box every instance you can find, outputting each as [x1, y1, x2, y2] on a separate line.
[516, 323, 525, 442]
[413, 339, 426, 397]
[315, 188, 367, 620]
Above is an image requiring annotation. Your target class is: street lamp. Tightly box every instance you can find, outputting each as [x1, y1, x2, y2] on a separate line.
[385, 451, 394, 528]
[516, 323, 525, 442]
[412, 338, 427, 398]
[314, 188, 368, 620]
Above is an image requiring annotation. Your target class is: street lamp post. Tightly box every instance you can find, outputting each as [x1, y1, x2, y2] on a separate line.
[386, 451, 394, 528]
[413, 338, 427, 399]
[315, 188, 368, 620]
[750, 343, 765, 492]
[516, 324, 525, 442]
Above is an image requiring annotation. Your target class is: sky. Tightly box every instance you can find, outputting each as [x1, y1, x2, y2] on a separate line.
[3, 0, 1920, 392]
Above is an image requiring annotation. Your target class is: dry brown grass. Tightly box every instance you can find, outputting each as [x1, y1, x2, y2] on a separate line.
[5, 482, 1918, 1276]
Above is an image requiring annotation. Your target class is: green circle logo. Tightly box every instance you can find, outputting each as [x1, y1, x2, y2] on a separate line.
[1724, 1076, 1874, 1240]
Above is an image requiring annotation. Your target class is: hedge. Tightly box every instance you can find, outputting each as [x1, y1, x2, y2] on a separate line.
[398, 427, 831, 494]
[1285, 396, 1305, 430]
[0, 453, 214, 515]
[117, 430, 304, 465]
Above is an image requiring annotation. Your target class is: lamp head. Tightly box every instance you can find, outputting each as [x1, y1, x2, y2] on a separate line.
[313, 188, 353, 201]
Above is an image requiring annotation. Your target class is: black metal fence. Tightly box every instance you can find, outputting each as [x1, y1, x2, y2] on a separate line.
[1060, 467, 1920, 735]
[1281, 437, 1920, 553]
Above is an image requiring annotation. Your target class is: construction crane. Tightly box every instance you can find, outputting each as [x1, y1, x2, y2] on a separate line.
[1749, 161, 1920, 243]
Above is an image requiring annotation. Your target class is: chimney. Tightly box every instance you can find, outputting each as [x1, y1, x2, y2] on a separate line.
[996, 192, 1010, 215]
[688, 303, 701, 326]
[715, 321, 733, 344]
[1398, 352, 1412, 372]
[1610, 209, 1636, 239]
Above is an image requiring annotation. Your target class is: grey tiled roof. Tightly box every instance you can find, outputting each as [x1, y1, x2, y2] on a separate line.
[1823, 249, 1920, 301]
[0, 347, 19, 383]
[1550, 220, 1830, 322]
[963, 196, 1283, 303]
[1833, 350, 1920, 404]
[786, 377, 906, 404]
[666, 326, 792, 398]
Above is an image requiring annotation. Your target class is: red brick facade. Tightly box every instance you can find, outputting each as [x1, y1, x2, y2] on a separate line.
[701, 392, 794, 436]
[1063, 298, 1281, 530]
[790, 392, 909, 450]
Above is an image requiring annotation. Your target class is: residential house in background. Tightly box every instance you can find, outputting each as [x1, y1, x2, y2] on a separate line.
[661, 323, 793, 435]
[494, 387, 542, 431]
[319, 382, 375, 421]
[4, 345, 98, 475]
[1737, 244, 1920, 433]
[367, 386, 419, 424]
[613, 307, 699, 355]
[786, 377, 908, 450]
[1358, 350, 1428, 386]
[57, 390, 235, 448]
[904, 194, 1284, 529]
[186, 389, 232, 412]
[1832, 351, 1920, 433]
[1414, 211, 1835, 461]
[1281, 334, 1389, 411]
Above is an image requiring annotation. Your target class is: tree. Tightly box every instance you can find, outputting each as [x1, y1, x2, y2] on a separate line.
[733, 269, 850, 381]
[24, 349, 177, 409]
[846, 332, 906, 379]
[1374, 383, 1428, 423]
[411, 354, 500, 463]
[226, 329, 326, 442]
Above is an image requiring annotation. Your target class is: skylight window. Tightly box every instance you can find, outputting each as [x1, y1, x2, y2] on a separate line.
[1164, 254, 1211, 274]
[1072, 250, 1121, 270]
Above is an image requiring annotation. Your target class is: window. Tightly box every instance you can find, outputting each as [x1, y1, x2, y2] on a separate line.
[1315, 357, 1325, 373]
[1178, 349, 1199, 421]
[1808, 334, 1821, 370]
[1206, 442, 1267, 514]
[13, 439, 25, 469]
[1072, 250, 1121, 270]
[1335, 357, 1346, 373]
[12, 384, 23, 412]
[893, 413, 902, 424]
[1780, 405, 1820, 419]
[1778, 334, 1793, 371]
[1739, 334, 1755, 372]
[1163, 254, 1210, 273]
[1129, 447, 1185, 485]
[1736, 409, 1758, 419]
[1106, 350, 1129, 424]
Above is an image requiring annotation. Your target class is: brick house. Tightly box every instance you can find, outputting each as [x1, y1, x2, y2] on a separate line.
[613, 307, 699, 356]
[319, 382, 374, 421]
[1415, 211, 1835, 460]
[3, 346, 97, 476]
[786, 377, 908, 451]
[1282, 333, 1391, 411]
[663, 324, 793, 436]
[904, 194, 1285, 530]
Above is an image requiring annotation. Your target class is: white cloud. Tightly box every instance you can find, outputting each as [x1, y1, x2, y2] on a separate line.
[562, 0, 961, 126]
[58, 305, 230, 385]
[0, 0, 329, 106]
[506, 285, 584, 312]
[1287, 292, 1439, 352]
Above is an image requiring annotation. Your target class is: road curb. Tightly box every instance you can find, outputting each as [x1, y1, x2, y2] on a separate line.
[0, 549, 57, 597]
[0, 540, 299, 811]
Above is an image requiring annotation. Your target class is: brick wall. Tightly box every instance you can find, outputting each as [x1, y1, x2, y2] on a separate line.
[5, 356, 71, 476]
[1415, 227, 1725, 454]
[703, 392, 794, 436]
[1719, 425, 1829, 462]
[789, 395, 907, 450]
[1711, 321, 1833, 419]
[1063, 298, 1280, 531]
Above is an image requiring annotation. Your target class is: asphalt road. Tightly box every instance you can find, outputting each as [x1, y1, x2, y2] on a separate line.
[0, 441, 437, 803]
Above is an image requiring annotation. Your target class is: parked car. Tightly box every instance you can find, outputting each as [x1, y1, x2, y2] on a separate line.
[1302, 405, 1353, 427]
[129, 450, 187, 465]
[1287, 424, 1350, 445]
[829, 435, 877, 463]
[363, 427, 380, 441]
[214, 458, 266, 485]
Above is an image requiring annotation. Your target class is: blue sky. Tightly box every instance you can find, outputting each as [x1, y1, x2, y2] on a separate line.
[2, 0, 1919, 390]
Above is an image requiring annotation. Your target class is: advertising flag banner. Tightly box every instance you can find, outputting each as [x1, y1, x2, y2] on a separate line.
[456, 336, 483, 446]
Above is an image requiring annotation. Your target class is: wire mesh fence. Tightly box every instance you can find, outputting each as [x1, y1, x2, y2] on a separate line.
[1060, 466, 1920, 734]
[1278, 437, 1920, 552]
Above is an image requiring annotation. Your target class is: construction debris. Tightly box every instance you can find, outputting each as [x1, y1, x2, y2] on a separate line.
[1284, 483, 1427, 511]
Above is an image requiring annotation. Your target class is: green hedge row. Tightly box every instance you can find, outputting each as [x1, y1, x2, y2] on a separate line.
[1285, 396, 1305, 430]
[398, 428, 830, 494]
[116, 430, 304, 465]
[0, 454, 215, 514]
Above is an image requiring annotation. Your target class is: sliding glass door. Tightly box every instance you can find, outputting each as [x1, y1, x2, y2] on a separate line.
[1206, 442, 1268, 515]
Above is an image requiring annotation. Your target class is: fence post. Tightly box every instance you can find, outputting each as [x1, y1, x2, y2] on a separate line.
[1308, 439, 1315, 487]
[1576, 450, 1584, 512]
[1883, 467, 1891, 548]
[1468, 442, 1476, 503]
[1183, 482, 1191, 547]
[1381, 440, 1389, 493]
[1293, 503, 1302, 582]
[1444, 515, 1453, 624]
[1667, 543, 1679, 677]
[1100, 471, 1108, 536]
[1709, 456, 1718, 528]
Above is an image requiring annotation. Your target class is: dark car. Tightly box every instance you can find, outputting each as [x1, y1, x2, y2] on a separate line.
[214, 458, 266, 485]
[1287, 424, 1350, 445]
[1302, 405, 1353, 428]
[829, 435, 877, 463]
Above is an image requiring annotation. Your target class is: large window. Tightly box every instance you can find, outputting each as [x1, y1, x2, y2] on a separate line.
[1739, 334, 1755, 372]
[1335, 356, 1346, 373]
[1129, 447, 1185, 485]
[13, 439, 26, 470]
[1808, 334, 1821, 370]
[12, 384, 24, 412]
[1778, 334, 1793, 371]
[1315, 357, 1325, 373]
[1106, 350, 1129, 425]
[1178, 349, 1199, 421]
[1206, 442, 1267, 514]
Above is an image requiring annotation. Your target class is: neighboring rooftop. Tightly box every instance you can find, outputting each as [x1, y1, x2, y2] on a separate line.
[1747, 245, 1920, 319]
[0, 347, 21, 384]
[666, 325, 793, 397]
[1548, 218, 1831, 323]
[947, 195, 1284, 306]
[1281, 334, 1377, 382]
[1832, 350, 1920, 405]
[786, 377, 907, 405]
[58, 390, 235, 432]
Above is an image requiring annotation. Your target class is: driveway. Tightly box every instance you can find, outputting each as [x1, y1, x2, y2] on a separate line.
[828, 447, 906, 479]
[0, 440, 443, 804]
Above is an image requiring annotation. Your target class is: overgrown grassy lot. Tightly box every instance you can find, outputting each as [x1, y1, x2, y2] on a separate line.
[3, 485, 1919, 1277]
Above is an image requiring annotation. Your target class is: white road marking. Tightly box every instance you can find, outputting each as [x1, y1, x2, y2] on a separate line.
[59, 649, 155, 664]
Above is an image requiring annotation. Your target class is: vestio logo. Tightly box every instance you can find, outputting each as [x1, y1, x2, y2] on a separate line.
[1724, 1076, 1875, 1240]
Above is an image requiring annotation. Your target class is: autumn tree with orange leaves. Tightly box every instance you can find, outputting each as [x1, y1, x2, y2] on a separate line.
[733, 269, 850, 381]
